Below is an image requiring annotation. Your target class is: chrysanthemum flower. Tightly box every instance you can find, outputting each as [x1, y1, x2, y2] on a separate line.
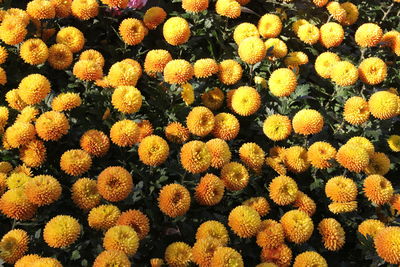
[212, 112, 240, 140]
[355, 23, 382, 47]
[343, 96, 370, 125]
[328, 201, 357, 214]
[186, 106, 214, 136]
[368, 91, 398, 120]
[260, 244, 292, 267]
[0, 17, 27, 45]
[18, 74, 51, 105]
[180, 141, 211, 173]
[292, 19, 309, 34]
[51, 0, 72, 18]
[206, 139, 231, 169]
[119, 18, 146, 45]
[32, 257, 63, 267]
[193, 58, 219, 79]
[312, 0, 328, 7]
[24, 175, 61, 206]
[363, 174, 393, 205]
[381, 30, 400, 56]
[391, 194, 400, 212]
[150, 258, 164, 267]
[116, 209, 150, 239]
[51, 93, 81, 112]
[314, 52, 340, 79]
[0, 162, 12, 174]
[0, 229, 29, 264]
[238, 37, 266, 64]
[365, 152, 390, 175]
[256, 219, 284, 248]
[106, 0, 129, 8]
[47, 43, 73, 70]
[268, 68, 297, 97]
[210, 247, 243, 267]
[88, 204, 121, 230]
[3, 8, 30, 25]
[243, 196, 270, 217]
[0, 107, 8, 128]
[346, 136, 374, 157]
[71, 178, 101, 211]
[263, 114, 291, 141]
[284, 146, 310, 173]
[358, 57, 387, 85]
[93, 250, 130, 267]
[258, 14, 282, 38]
[284, 51, 309, 68]
[231, 86, 261, 116]
[163, 17, 190, 46]
[326, 1, 346, 22]
[43, 215, 80, 248]
[79, 129, 110, 157]
[103, 225, 139, 256]
[331, 61, 358, 86]
[233, 23, 259, 45]
[319, 22, 344, 48]
[340, 2, 359, 26]
[71, 0, 99, 20]
[143, 7, 167, 30]
[158, 183, 191, 217]
[280, 210, 314, 244]
[182, 0, 209, 12]
[165, 122, 190, 144]
[215, 0, 241, 18]
[307, 141, 336, 169]
[196, 220, 229, 245]
[218, 59, 242, 85]
[292, 109, 324, 135]
[239, 142, 265, 172]
[4, 122, 35, 149]
[220, 162, 249, 191]
[6, 172, 31, 189]
[374, 226, 400, 264]
[138, 135, 169, 166]
[180, 83, 194, 105]
[265, 38, 288, 59]
[97, 166, 133, 202]
[388, 135, 400, 152]
[0, 174, 6, 196]
[336, 144, 369, 172]
[163, 59, 194, 84]
[165, 242, 192, 267]
[293, 251, 328, 267]
[27, 0, 56, 19]
[318, 218, 345, 251]
[293, 191, 316, 216]
[192, 237, 223, 267]
[79, 49, 104, 68]
[228, 205, 261, 238]
[297, 23, 320, 45]
[358, 219, 385, 238]
[14, 254, 41, 267]
[73, 60, 103, 81]
[269, 175, 298, 205]
[20, 38, 48, 65]
[0, 188, 37, 220]
[325, 176, 357, 203]
[60, 149, 92, 176]
[0, 46, 8, 64]
[201, 87, 224, 110]
[110, 119, 139, 147]
[136, 120, 154, 142]
[56, 26, 85, 53]
[144, 49, 172, 76]
[111, 86, 142, 114]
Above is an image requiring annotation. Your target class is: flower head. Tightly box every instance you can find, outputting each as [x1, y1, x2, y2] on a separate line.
[71, 178, 101, 211]
[165, 242, 192, 267]
[210, 247, 243, 267]
[318, 218, 345, 251]
[218, 60, 242, 85]
[80, 129, 110, 157]
[103, 225, 139, 256]
[212, 112, 240, 140]
[24, 175, 61, 206]
[164, 59, 194, 85]
[93, 250, 130, 267]
[358, 219, 385, 238]
[258, 14, 282, 38]
[116, 209, 150, 239]
[43, 215, 80, 248]
[355, 23, 382, 47]
[206, 139, 231, 169]
[0, 229, 29, 264]
[256, 219, 284, 248]
[60, 149, 92, 176]
[165, 122, 190, 144]
[269, 175, 298, 205]
[220, 162, 249, 191]
[97, 166, 133, 202]
[343, 96, 370, 125]
[215, 0, 241, 18]
[88, 204, 121, 230]
[180, 141, 211, 173]
[18, 74, 51, 105]
[315, 52, 340, 79]
[293, 251, 327, 267]
[368, 91, 398, 120]
[363, 175, 393, 205]
[158, 183, 191, 217]
[196, 220, 229, 245]
[20, 38, 48, 65]
[119, 18, 146, 45]
[35, 111, 69, 141]
[231, 86, 261, 116]
[110, 119, 139, 147]
[56, 26, 85, 53]
[163, 17, 190, 46]
[143, 7, 166, 30]
[374, 227, 400, 264]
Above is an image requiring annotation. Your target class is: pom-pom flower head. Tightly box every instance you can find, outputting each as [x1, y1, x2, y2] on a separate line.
[358, 219, 385, 238]
[93, 250, 130, 267]
[319, 22, 344, 48]
[268, 68, 297, 97]
[71, 178, 101, 211]
[20, 38, 48, 65]
[194, 58, 219, 78]
[56, 26, 85, 53]
[47, 43, 73, 70]
[0, 229, 29, 264]
[164, 242, 192, 267]
[138, 135, 169, 166]
[71, 0, 99, 20]
[103, 225, 139, 256]
[80, 129, 110, 157]
[318, 218, 345, 251]
[196, 220, 229, 245]
[315, 52, 340, 79]
[220, 162, 249, 191]
[97, 166, 133, 202]
[158, 183, 191, 217]
[218, 59, 242, 85]
[212, 112, 240, 140]
[18, 74, 51, 105]
[258, 14, 282, 38]
[215, 0, 241, 18]
[325, 176, 357, 203]
[88, 204, 121, 230]
[233, 22, 259, 45]
[180, 141, 211, 173]
[60, 149, 92, 176]
[269, 175, 298, 205]
[374, 227, 400, 264]
[206, 138, 231, 169]
[110, 119, 139, 147]
[260, 243, 292, 267]
[239, 142, 265, 172]
[35, 111, 69, 141]
[343, 96, 370, 125]
[116, 209, 150, 239]
[228, 205, 261, 238]
[163, 17, 191, 46]
[256, 219, 284, 249]
[24, 175, 61, 206]
[231, 86, 261, 116]
[307, 141, 336, 169]
[238, 37, 266, 64]
[186, 106, 215, 136]
[358, 57, 387, 85]
[263, 114, 292, 141]
[280, 210, 314, 244]
[144, 49, 172, 76]
[182, 0, 209, 12]
[0, 188, 37, 220]
[363, 174, 393, 205]
[211, 247, 244, 267]
[43, 215, 80, 248]
[119, 18, 146, 45]
[143, 7, 167, 30]
[355, 23, 382, 47]
[331, 61, 358, 86]
[163, 59, 194, 85]
[293, 251, 328, 267]
[368, 91, 399, 120]
[336, 143, 369, 173]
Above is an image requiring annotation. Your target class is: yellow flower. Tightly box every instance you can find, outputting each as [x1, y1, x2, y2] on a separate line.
[258, 14, 282, 38]
[60, 149, 92, 176]
[388, 135, 400, 152]
[315, 52, 340, 79]
[284, 51, 309, 68]
[181, 83, 195, 105]
[51, 92, 81, 112]
[263, 114, 292, 141]
[182, 0, 209, 12]
[212, 112, 240, 140]
[325, 176, 357, 202]
[56, 26, 85, 53]
[88, 204, 121, 230]
[0, 229, 29, 264]
[163, 59, 194, 85]
[144, 49, 172, 76]
[0, 46, 8, 64]
[143, 7, 167, 30]
[297, 23, 320, 45]
[218, 59, 242, 85]
[319, 22, 344, 48]
[158, 183, 191, 218]
[358, 219, 385, 238]
[93, 251, 130, 267]
[239, 142, 265, 172]
[71, 0, 99, 20]
[269, 175, 298, 205]
[368, 91, 398, 120]
[336, 144, 369, 173]
[163, 17, 191, 46]
[293, 251, 328, 267]
[374, 227, 400, 264]
[26, 0, 55, 19]
[47, 43, 73, 70]
[35, 111, 69, 141]
[233, 23, 259, 45]
[195, 173, 225, 206]
[0, 17, 27, 46]
[231, 86, 261, 116]
[19, 139, 47, 168]
[110, 119, 139, 147]
[307, 141, 336, 169]
[220, 162, 249, 191]
[328, 201, 357, 214]
[108, 61, 140, 87]
[194, 58, 219, 78]
[206, 138, 231, 169]
[103, 225, 139, 256]
[19, 38, 48, 65]
[24, 175, 61, 206]
[18, 74, 51, 105]
[186, 106, 215, 136]
[293, 191, 316, 216]
[363, 174, 393, 205]
[138, 135, 169, 166]
[228, 205, 261, 238]
[215, 0, 241, 18]
[71, 178, 101, 211]
[243, 197, 270, 217]
[343, 96, 370, 125]
[119, 18, 146, 46]
[112, 86, 142, 114]
[268, 68, 297, 97]
[331, 61, 358, 86]
[196, 220, 229, 245]
[43, 215, 80, 248]
[73, 60, 103, 81]
[280, 210, 314, 244]
[260, 244, 292, 267]
[365, 152, 390, 176]
[164, 242, 192, 267]
[358, 57, 387, 85]
[355, 23, 382, 48]
[256, 219, 284, 248]
[265, 38, 288, 59]
[341, 2, 359, 26]
[165, 122, 190, 144]
[210, 247, 244, 267]
[97, 166, 133, 202]
[201, 87, 224, 110]
[254, 76, 267, 88]
[192, 238, 223, 267]
[238, 37, 266, 64]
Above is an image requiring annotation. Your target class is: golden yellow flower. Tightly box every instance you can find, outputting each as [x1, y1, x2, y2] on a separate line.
[293, 251, 328, 267]
[268, 68, 297, 97]
[292, 19, 309, 34]
[4, 122, 35, 149]
[186, 106, 215, 136]
[51, 92, 81, 112]
[79, 49, 104, 68]
[243, 197, 270, 217]
[164, 59, 194, 85]
[116, 209, 150, 239]
[336, 143, 369, 173]
[314, 52, 340, 79]
[144, 50, 172, 76]
[331, 61, 358, 86]
[196, 220, 229, 245]
[381, 30, 400, 56]
[368, 91, 398, 120]
[35, 111, 69, 141]
[138, 135, 169, 166]
[280, 210, 314, 244]
[24, 175, 61, 206]
[73, 60, 103, 81]
[260, 244, 292, 267]
[19, 139, 46, 168]
[363, 174, 393, 205]
[210, 247, 243, 267]
[218, 59, 242, 85]
[195, 173, 225, 206]
[328, 201, 357, 214]
[215, 0, 241, 18]
[254, 76, 267, 88]
[231, 86, 261, 116]
[325, 176, 357, 202]
[43, 215, 80, 248]
[180, 83, 195, 105]
[307, 141, 336, 169]
[56, 26, 85, 53]
[0, 188, 37, 220]
[193, 58, 219, 78]
[358, 57, 387, 85]
[365, 152, 390, 175]
[265, 38, 288, 59]
[47, 43, 73, 70]
[112, 86, 142, 114]
[346, 136, 375, 157]
[119, 18, 146, 45]
[110, 119, 139, 147]
[103, 225, 139, 256]
[158, 183, 191, 218]
[206, 138, 231, 169]
[6, 172, 31, 189]
[14, 254, 41, 267]
[165, 122, 190, 144]
[20, 38, 48, 65]
[284, 51, 309, 68]
[60, 149, 92, 176]
[0, 17, 27, 45]
[263, 114, 291, 141]
[88, 204, 121, 230]
[71, 0, 99, 20]
[93, 250, 130, 267]
[343, 96, 370, 125]
[220, 162, 249, 191]
[182, 0, 209, 12]
[143, 7, 167, 30]
[239, 142, 265, 172]
[312, 0, 328, 7]
[165, 242, 192, 267]
[292, 191, 316, 216]
[71, 178, 101, 211]
[355, 23, 382, 47]
[358, 219, 385, 238]
[180, 141, 211, 173]
[18, 74, 51, 105]
[256, 219, 284, 249]
[163, 17, 191, 46]
[318, 218, 345, 251]
[238, 37, 266, 64]
[26, 0, 56, 19]
[0, 229, 29, 264]
[297, 23, 320, 45]
[201, 87, 224, 110]
[212, 112, 240, 140]
[374, 226, 400, 264]
[192, 238, 223, 267]
[108, 61, 140, 87]
[284, 146, 310, 173]
[269, 175, 298, 205]
[340, 2, 359, 26]
[258, 14, 282, 38]
[233, 22, 259, 45]
[3, 9, 30, 25]
[388, 135, 400, 152]
[0, 46, 9, 64]
[51, 0, 72, 18]
[319, 22, 344, 48]
[97, 166, 133, 202]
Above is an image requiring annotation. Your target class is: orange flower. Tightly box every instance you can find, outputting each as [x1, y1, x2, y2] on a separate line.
[212, 112, 240, 140]
[374, 227, 400, 264]
[256, 219, 284, 248]
[0, 229, 29, 264]
[363, 175, 393, 205]
[220, 162, 249, 191]
[280, 210, 314, 244]
[195, 173, 225, 206]
[206, 138, 232, 169]
[163, 17, 191, 46]
[88, 204, 120, 230]
[43, 215, 80, 248]
[80, 129, 110, 157]
[60, 149, 92, 176]
[35, 111, 69, 141]
[292, 109, 324, 135]
[71, 178, 101, 211]
[93, 250, 130, 267]
[180, 141, 211, 174]
[318, 218, 345, 251]
[109, 119, 139, 147]
[239, 142, 265, 172]
[165, 122, 190, 144]
[158, 183, 191, 218]
[196, 220, 229, 245]
[325, 176, 357, 202]
[71, 0, 99, 20]
[24, 175, 61, 206]
[103, 225, 139, 256]
[336, 144, 369, 173]
[117, 209, 150, 239]
[144, 49, 172, 76]
[143, 7, 167, 30]
[292, 191, 316, 216]
[97, 166, 133, 202]
[269, 175, 298, 205]
[186, 106, 215, 137]
[138, 135, 169, 166]
[119, 18, 146, 45]
[260, 244, 292, 267]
